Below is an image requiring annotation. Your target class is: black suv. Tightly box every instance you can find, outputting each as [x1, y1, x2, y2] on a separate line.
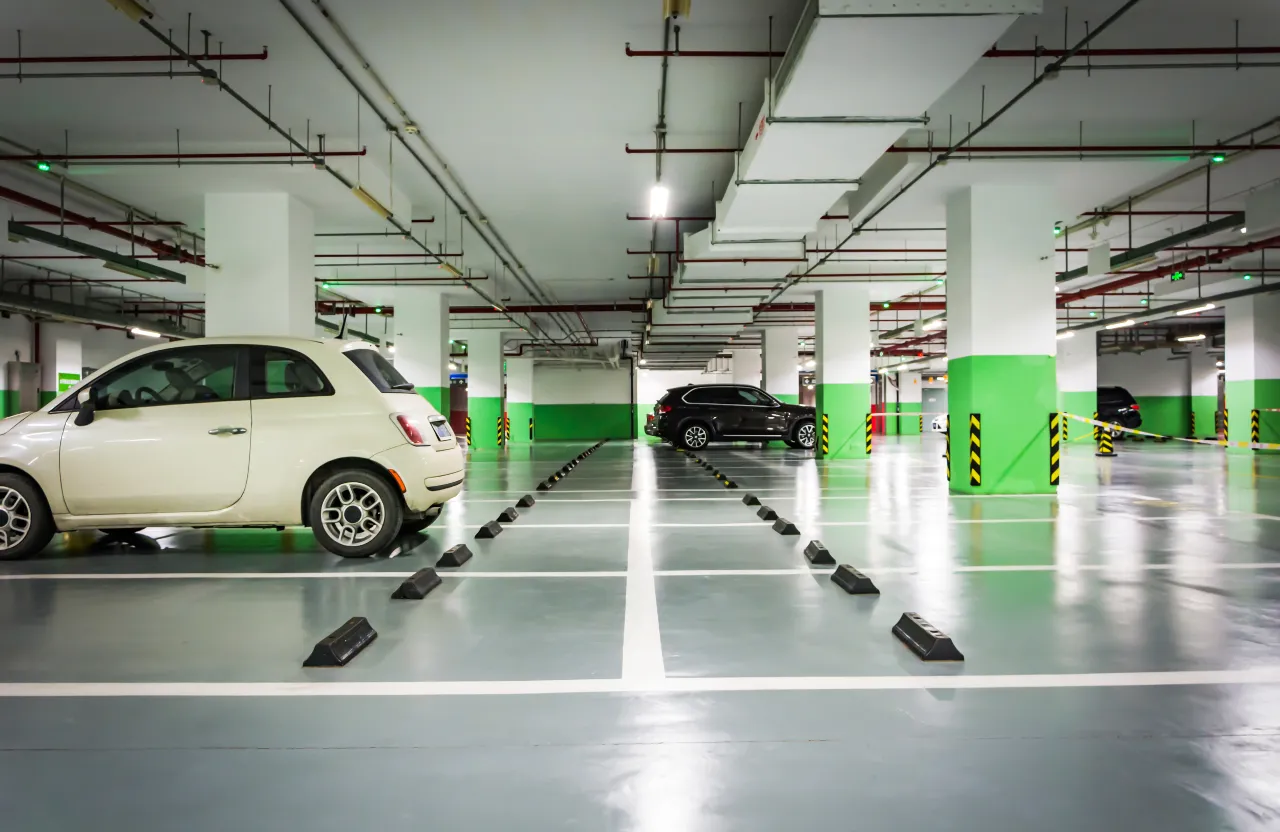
[651, 384, 817, 450]
[1098, 386, 1142, 429]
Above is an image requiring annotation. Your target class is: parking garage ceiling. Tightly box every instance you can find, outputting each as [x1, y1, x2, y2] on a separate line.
[1, 0, 1278, 357]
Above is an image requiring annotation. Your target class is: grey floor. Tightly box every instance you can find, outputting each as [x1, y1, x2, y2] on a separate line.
[2, 436, 1279, 830]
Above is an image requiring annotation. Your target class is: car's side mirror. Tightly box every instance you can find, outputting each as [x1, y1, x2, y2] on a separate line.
[73, 388, 96, 426]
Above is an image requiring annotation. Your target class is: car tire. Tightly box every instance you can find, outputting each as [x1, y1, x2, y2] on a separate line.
[400, 506, 442, 536]
[793, 420, 817, 450]
[309, 469, 404, 558]
[679, 421, 711, 450]
[0, 473, 54, 561]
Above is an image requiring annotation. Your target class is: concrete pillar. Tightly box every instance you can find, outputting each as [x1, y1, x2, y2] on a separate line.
[461, 330, 505, 450]
[506, 357, 534, 444]
[815, 287, 870, 458]
[392, 289, 451, 416]
[1057, 330, 1097, 443]
[204, 193, 314, 338]
[38, 323, 82, 406]
[1190, 347, 1220, 439]
[896, 371, 923, 435]
[762, 326, 799, 404]
[946, 185, 1057, 493]
[1225, 294, 1280, 450]
[732, 347, 762, 388]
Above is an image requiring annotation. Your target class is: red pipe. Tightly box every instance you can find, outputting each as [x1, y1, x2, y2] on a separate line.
[625, 46, 784, 58]
[679, 257, 806, 264]
[0, 185, 203, 265]
[320, 302, 647, 316]
[1081, 210, 1240, 217]
[1057, 231, 1280, 304]
[0, 49, 269, 65]
[316, 251, 461, 259]
[1, 254, 170, 261]
[0, 150, 365, 162]
[888, 144, 1278, 155]
[985, 45, 1280, 59]
[20, 219, 184, 227]
[315, 277, 471, 284]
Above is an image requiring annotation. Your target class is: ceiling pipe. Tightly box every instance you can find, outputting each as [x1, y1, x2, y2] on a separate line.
[984, 45, 1280, 59]
[280, 0, 572, 343]
[1058, 231, 1280, 305]
[625, 144, 737, 154]
[1056, 213, 1244, 283]
[888, 144, 1279, 156]
[0, 150, 365, 162]
[0, 184, 204, 265]
[0, 49, 268, 64]
[624, 45, 785, 58]
[19, 219, 184, 227]
[315, 252, 462, 259]
[1063, 280, 1280, 333]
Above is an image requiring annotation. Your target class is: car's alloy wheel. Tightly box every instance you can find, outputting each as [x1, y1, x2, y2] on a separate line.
[683, 424, 709, 449]
[320, 481, 387, 547]
[0, 486, 33, 552]
[796, 422, 816, 449]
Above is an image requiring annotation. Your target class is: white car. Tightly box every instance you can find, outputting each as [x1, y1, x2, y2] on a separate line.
[0, 336, 464, 560]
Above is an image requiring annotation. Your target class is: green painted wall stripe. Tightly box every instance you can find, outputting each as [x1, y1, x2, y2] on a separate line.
[816, 383, 869, 459]
[416, 386, 450, 417]
[948, 355, 1057, 495]
[1132, 395, 1189, 439]
[1, 390, 22, 418]
[773, 393, 800, 405]
[468, 396, 503, 450]
[38, 390, 57, 407]
[1226, 378, 1280, 453]
[1190, 394, 1218, 438]
[532, 404, 633, 440]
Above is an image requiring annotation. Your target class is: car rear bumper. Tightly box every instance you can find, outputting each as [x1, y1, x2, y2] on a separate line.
[373, 443, 465, 512]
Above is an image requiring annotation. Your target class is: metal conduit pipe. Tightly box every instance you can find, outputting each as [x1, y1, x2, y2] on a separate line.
[1058, 231, 1280, 305]
[125, 17, 540, 342]
[0, 150, 366, 162]
[282, 0, 573, 343]
[985, 45, 1280, 59]
[1062, 280, 1280, 333]
[0, 184, 204, 265]
[1056, 213, 1245, 283]
[0, 50, 268, 64]
[765, 0, 1146, 309]
[887, 144, 1280, 155]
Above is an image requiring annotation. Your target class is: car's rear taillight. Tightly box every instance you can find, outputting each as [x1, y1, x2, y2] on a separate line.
[646, 413, 655, 422]
[659, 405, 673, 414]
[1130, 403, 1139, 411]
[393, 413, 428, 445]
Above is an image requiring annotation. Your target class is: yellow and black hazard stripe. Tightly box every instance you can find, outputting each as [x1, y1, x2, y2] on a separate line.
[465, 416, 472, 446]
[1049, 412, 1061, 486]
[529, 416, 535, 440]
[1252, 409, 1261, 444]
[865, 413, 873, 455]
[1092, 411, 1100, 442]
[1096, 424, 1116, 457]
[944, 414, 951, 482]
[497, 415, 504, 447]
[1224, 408, 1230, 440]
[1189, 410, 1196, 438]
[968, 413, 981, 486]
[820, 413, 829, 455]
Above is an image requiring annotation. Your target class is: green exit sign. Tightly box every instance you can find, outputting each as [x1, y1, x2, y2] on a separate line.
[1171, 271, 1185, 281]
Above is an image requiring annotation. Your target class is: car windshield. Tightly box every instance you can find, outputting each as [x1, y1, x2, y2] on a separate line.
[344, 348, 415, 393]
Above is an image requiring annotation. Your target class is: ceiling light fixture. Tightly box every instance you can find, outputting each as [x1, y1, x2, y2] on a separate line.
[105, 0, 153, 22]
[1211, 153, 1227, 163]
[129, 327, 161, 338]
[351, 186, 392, 219]
[35, 161, 52, 172]
[1176, 303, 1215, 316]
[649, 184, 669, 219]
[1177, 334, 1206, 342]
[1243, 274, 1253, 281]
[923, 319, 946, 331]
[439, 262, 463, 278]
[1104, 319, 1136, 330]
[1241, 227, 1248, 234]
[639, 358, 647, 365]
[1056, 330, 1075, 340]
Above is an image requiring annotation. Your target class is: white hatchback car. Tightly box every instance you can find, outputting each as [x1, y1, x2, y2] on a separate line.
[0, 336, 464, 560]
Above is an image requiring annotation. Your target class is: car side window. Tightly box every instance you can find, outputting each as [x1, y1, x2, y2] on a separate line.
[251, 347, 333, 399]
[735, 388, 773, 406]
[683, 388, 713, 405]
[85, 345, 245, 412]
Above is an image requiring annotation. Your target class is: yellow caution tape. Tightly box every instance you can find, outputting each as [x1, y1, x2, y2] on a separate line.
[1062, 413, 1280, 452]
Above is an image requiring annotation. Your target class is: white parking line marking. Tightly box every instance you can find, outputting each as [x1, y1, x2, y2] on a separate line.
[2, 667, 1277, 698]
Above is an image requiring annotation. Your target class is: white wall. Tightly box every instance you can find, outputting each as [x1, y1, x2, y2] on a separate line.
[0, 316, 139, 379]
[1190, 348, 1220, 397]
[637, 368, 731, 406]
[1057, 330, 1098, 394]
[534, 365, 632, 404]
[0, 315, 34, 365]
[1098, 349, 1190, 397]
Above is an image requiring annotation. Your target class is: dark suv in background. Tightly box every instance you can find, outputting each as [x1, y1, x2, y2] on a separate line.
[650, 384, 817, 450]
[1098, 386, 1142, 429]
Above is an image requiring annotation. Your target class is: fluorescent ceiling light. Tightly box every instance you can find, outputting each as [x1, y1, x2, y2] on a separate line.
[388, 345, 396, 353]
[438, 262, 463, 278]
[804, 359, 816, 369]
[649, 184, 669, 219]
[129, 327, 161, 338]
[1056, 330, 1075, 340]
[104, 261, 163, 280]
[1176, 303, 1215, 316]
[105, 0, 153, 22]
[1177, 334, 1206, 342]
[1104, 319, 1136, 330]
[923, 319, 946, 331]
[639, 358, 647, 365]
[1241, 227, 1248, 234]
[351, 185, 392, 219]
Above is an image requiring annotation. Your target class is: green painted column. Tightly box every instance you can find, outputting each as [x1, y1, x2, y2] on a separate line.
[468, 396, 505, 449]
[1056, 329, 1096, 444]
[1225, 296, 1280, 453]
[461, 329, 505, 450]
[815, 287, 870, 459]
[947, 185, 1058, 494]
[899, 402, 923, 435]
[416, 386, 450, 416]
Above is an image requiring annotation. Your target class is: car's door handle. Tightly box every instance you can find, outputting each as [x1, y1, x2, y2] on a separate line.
[208, 426, 247, 436]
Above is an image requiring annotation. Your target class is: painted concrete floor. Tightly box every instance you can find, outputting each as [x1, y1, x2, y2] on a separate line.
[1, 436, 1279, 830]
